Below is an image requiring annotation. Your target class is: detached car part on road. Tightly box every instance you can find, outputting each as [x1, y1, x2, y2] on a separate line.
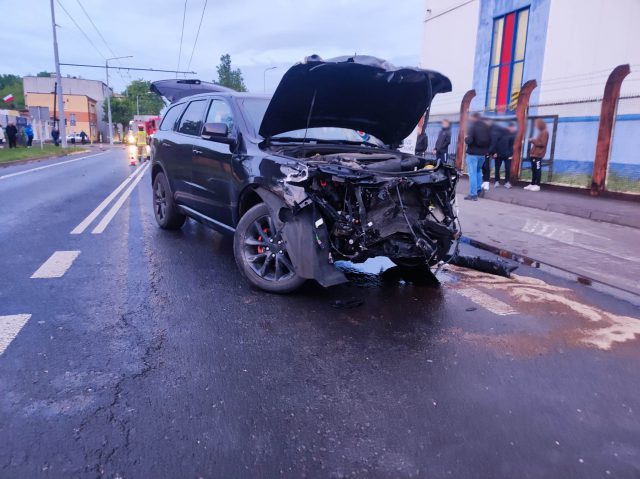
[150, 55, 457, 293]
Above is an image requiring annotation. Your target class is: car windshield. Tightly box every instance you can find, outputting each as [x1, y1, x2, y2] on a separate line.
[240, 97, 384, 146]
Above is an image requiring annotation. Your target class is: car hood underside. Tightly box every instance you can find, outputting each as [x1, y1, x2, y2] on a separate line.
[259, 55, 452, 146]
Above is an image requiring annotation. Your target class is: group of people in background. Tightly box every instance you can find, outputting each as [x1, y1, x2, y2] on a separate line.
[0, 123, 90, 148]
[0, 122, 36, 148]
[463, 114, 549, 200]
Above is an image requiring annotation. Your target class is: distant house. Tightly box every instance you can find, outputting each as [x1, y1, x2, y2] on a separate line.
[25, 92, 98, 142]
[23, 75, 112, 142]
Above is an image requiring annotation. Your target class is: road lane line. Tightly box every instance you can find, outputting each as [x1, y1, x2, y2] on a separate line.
[0, 151, 108, 180]
[92, 163, 150, 234]
[0, 314, 32, 355]
[456, 287, 518, 316]
[70, 163, 147, 234]
[31, 251, 81, 279]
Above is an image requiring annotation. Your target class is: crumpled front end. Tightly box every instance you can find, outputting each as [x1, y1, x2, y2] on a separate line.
[256, 151, 460, 287]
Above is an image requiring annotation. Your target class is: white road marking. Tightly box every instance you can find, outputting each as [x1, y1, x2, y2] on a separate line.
[456, 287, 518, 316]
[0, 151, 108, 181]
[0, 314, 32, 355]
[91, 162, 150, 234]
[31, 251, 81, 279]
[70, 163, 147, 234]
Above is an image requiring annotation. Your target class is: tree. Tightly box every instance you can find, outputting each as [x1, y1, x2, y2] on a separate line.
[102, 79, 165, 125]
[215, 54, 247, 92]
[36, 71, 52, 77]
[0, 74, 24, 110]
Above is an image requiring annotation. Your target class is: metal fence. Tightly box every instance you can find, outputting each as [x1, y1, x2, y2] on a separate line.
[427, 92, 640, 195]
[521, 97, 603, 189]
[607, 94, 640, 194]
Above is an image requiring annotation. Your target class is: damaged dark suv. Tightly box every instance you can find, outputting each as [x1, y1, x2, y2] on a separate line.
[150, 55, 458, 293]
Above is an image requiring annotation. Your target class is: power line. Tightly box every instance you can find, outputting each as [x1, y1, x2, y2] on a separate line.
[55, 0, 106, 60]
[59, 62, 196, 74]
[187, 0, 208, 73]
[176, 0, 188, 78]
[74, 0, 126, 82]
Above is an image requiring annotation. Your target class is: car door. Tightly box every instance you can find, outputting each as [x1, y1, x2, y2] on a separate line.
[153, 102, 194, 205]
[190, 97, 236, 226]
[171, 98, 209, 209]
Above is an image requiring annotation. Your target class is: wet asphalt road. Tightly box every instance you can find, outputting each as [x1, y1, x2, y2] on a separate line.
[0, 148, 639, 478]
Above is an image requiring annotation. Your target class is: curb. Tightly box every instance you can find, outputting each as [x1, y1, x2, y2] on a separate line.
[460, 235, 640, 306]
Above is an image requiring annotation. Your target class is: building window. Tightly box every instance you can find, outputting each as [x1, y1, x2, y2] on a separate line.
[487, 8, 529, 112]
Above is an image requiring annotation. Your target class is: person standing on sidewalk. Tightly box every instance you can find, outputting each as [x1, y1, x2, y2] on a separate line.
[433, 119, 451, 163]
[25, 124, 34, 147]
[464, 113, 491, 201]
[5, 122, 17, 148]
[0, 125, 5, 147]
[493, 122, 517, 188]
[526, 119, 549, 192]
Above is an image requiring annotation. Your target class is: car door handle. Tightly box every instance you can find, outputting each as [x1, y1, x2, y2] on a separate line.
[193, 149, 203, 155]
[161, 142, 172, 147]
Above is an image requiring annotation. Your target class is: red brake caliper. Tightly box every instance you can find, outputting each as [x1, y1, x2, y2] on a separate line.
[256, 227, 269, 254]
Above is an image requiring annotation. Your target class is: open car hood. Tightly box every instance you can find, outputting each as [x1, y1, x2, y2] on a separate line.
[150, 79, 234, 103]
[259, 55, 452, 146]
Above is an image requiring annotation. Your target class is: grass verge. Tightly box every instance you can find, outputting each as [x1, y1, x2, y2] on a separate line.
[0, 145, 86, 165]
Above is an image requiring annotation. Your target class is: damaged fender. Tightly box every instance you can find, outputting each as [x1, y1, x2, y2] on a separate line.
[253, 187, 348, 287]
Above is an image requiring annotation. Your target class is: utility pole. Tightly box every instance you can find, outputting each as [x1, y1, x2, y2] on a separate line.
[105, 55, 133, 145]
[50, 0, 67, 147]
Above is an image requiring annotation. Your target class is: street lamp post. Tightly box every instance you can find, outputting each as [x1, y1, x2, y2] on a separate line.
[105, 55, 133, 145]
[263, 66, 277, 93]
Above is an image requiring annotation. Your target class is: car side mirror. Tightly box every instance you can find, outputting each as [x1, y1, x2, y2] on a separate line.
[201, 122, 234, 145]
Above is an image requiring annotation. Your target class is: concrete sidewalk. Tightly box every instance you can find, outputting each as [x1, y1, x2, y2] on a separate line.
[457, 177, 640, 229]
[456, 191, 640, 301]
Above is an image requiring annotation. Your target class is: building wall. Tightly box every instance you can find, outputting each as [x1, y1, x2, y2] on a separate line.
[25, 92, 98, 141]
[539, 0, 640, 103]
[23, 76, 111, 141]
[421, 0, 481, 114]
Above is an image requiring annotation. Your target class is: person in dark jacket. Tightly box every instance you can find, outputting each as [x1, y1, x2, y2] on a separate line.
[51, 127, 60, 146]
[6, 122, 18, 148]
[493, 122, 517, 188]
[464, 113, 491, 200]
[80, 130, 88, 144]
[432, 119, 451, 163]
[415, 132, 428, 157]
[525, 119, 549, 192]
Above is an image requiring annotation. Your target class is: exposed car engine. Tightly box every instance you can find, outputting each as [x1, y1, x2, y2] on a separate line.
[273, 148, 460, 269]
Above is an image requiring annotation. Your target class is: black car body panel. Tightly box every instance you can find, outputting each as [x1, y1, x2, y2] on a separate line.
[259, 55, 452, 147]
[150, 56, 458, 290]
[151, 79, 234, 104]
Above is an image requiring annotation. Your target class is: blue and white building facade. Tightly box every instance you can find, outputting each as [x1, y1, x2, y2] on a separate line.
[420, 0, 640, 190]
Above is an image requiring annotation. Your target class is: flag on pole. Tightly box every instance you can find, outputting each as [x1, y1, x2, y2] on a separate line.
[3, 94, 14, 104]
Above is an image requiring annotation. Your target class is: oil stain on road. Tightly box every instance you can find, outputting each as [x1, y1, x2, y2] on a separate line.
[445, 265, 640, 355]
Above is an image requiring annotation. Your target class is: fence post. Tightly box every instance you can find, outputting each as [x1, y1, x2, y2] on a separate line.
[511, 79, 537, 180]
[455, 89, 476, 170]
[590, 64, 630, 196]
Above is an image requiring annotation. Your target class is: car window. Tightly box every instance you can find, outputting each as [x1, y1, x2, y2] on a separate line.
[159, 104, 184, 131]
[177, 100, 207, 136]
[206, 99, 234, 133]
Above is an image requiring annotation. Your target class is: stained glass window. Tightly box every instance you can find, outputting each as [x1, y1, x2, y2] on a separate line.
[486, 8, 529, 112]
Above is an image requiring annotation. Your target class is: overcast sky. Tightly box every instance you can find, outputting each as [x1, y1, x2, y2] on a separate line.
[1, 0, 425, 93]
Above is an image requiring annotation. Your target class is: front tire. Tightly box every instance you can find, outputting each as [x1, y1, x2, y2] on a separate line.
[233, 203, 305, 293]
[153, 171, 186, 230]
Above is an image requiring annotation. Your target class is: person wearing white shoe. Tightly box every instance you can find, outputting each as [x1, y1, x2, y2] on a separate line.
[526, 119, 549, 191]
